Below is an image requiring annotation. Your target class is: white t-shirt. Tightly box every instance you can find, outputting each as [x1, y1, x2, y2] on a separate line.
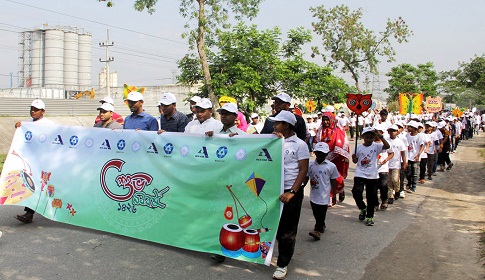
[283, 135, 310, 190]
[184, 118, 223, 134]
[354, 142, 384, 179]
[337, 116, 350, 127]
[308, 159, 339, 205]
[377, 146, 392, 173]
[387, 137, 406, 169]
[427, 131, 439, 154]
[306, 122, 318, 137]
[405, 133, 425, 162]
[418, 133, 430, 160]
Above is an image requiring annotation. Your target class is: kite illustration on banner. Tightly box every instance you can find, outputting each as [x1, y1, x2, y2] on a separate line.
[218, 172, 270, 259]
[398, 93, 424, 115]
[346, 93, 373, 115]
[123, 84, 146, 107]
[0, 150, 35, 205]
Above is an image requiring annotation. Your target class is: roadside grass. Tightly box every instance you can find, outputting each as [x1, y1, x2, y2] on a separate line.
[0, 154, 6, 173]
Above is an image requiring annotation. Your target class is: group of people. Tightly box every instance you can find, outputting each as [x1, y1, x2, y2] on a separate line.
[12, 92, 473, 280]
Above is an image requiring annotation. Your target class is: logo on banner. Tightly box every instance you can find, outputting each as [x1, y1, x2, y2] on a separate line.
[38, 133, 47, 143]
[147, 143, 158, 154]
[235, 148, 247, 161]
[100, 139, 111, 150]
[196, 146, 209, 158]
[69, 136, 79, 147]
[52, 135, 64, 145]
[216, 146, 228, 159]
[131, 141, 141, 153]
[25, 131, 32, 141]
[257, 148, 273, 162]
[117, 139, 126, 151]
[163, 143, 174, 155]
[84, 137, 94, 148]
[180, 145, 189, 157]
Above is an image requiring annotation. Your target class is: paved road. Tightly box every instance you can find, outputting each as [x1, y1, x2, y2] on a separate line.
[0, 136, 483, 280]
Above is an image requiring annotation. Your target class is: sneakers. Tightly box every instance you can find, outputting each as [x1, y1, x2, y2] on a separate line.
[359, 209, 366, 221]
[338, 191, 345, 202]
[273, 266, 288, 279]
[446, 162, 454, 170]
[432, 173, 437, 176]
[388, 198, 394, 204]
[399, 191, 405, 198]
[380, 202, 388, 210]
[309, 231, 322, 240]
[428, 175, 433, 180]
[365, 217, 375, 226]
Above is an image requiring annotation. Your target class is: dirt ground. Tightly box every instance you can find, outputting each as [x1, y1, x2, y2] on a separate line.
[362, 134, 485, 280]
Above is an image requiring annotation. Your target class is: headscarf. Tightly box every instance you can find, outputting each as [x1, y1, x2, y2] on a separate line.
[236, 111, 249, 132]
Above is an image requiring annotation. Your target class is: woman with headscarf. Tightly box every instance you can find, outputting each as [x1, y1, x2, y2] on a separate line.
[313, 110, 351, 205]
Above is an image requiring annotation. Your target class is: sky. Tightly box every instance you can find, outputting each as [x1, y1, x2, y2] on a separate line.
[1, 0, 484, 95]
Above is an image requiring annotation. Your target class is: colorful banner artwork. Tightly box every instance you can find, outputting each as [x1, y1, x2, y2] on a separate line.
[452, 107, 464, 117]
[0, 123, 284, 265]
[398, 93, 424, 115]
[424, 96, 443, 113]
[305, 100, 316, 112]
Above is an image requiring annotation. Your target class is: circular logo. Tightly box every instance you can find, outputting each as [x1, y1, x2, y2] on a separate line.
[234, 148, 247, 161]
[117, 139, 126, 151]
[70, 136, 79, 146]
[216, 146, 228, 159]
[180, 145, 189, 157]
[38, 133, 47, 143]
[163, 143, 174, 155]
[131, 141, 141, 153]
[84, 137, 94, 148]
[25, 131, 32, 141]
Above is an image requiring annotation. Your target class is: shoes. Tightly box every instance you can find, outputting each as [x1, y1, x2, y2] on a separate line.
[15, 214, 33, 224]
[359, 209, 366, 221]
[432, 173, 437, 176]
[210, 254, 226, 263]
[273, 266, 288, 279]
[419, 179, 425, 184]
[446, 163, 454, 170]
[428, 175, 433, 180]
[374, 205, 379, 212]
[412, 187, 416, 192]
[365, 217, 375, 226]
[338, 191, 345, 203]
[399, 191, 405, 198]
[309, 231, 322, 240]
[388, 198, 394, 204]
[380, 202, 388, 210]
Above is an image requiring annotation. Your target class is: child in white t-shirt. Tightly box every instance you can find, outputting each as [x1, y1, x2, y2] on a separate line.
[405, 121, 425, 193]
[352, 127, 390, 226]
[374, 124, 394, 210]
[305, 142, 339, 240]
[386, 125, 407, 204]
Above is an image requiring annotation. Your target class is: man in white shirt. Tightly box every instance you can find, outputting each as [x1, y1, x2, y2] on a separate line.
[184, 98, 223, 135]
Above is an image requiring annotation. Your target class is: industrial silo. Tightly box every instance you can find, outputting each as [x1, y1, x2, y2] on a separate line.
[44, 29, 64, 88]
[78, 33, 92, 90]
[63, 31, 78, 91]
[30, 30, 44, 87]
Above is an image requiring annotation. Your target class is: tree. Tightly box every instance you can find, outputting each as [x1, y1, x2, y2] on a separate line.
[310, 4, 412, 91]
[385, 62, 439, 102]
[132, 0, 264, 111]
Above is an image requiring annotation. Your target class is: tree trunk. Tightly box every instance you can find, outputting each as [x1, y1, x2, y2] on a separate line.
[197, 0, 220, 117]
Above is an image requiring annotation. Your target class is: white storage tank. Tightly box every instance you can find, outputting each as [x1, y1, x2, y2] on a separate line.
[63, 31, 79, 91]
[78, 33, 92, 89]
[30, 30, 44, 87]
[44, 29, 64, 87]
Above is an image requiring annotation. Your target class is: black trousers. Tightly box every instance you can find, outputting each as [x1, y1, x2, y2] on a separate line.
[352, 177, 378, 218]
[419, 158, 427, 180]
[24, 207, 34, 214]
[376, 172, 389, 204]
[310, 202, 328, 233]
[276, 189, 303, 267]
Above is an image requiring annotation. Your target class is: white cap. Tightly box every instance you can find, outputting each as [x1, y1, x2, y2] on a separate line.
[97, 103, 114, 112]
[190, 96, 201, 103]
[216, 102, 238, 114]
[395, 122, 404, 128]
[406, 121, 420, 128]
[374, 123, 386, 132]
[437, 121, 446, 129]
[250, 113, 259, 119]
[362, 127, 377, 135]
[195, 98, 213, 109]
[99, 96, 114, 105]
[31, 99, 45, 110]
[387, 124, 399, 131]
[272, 92, 291, 103]
[417, 122, 424, 128]
[324, 105, 335, 113]
[125, 92, 144, 101]
[268, 110, 297, 126]
[429, 121, 437, 128]
[313, 142, 330, 153]
[158, 92, 176, 105]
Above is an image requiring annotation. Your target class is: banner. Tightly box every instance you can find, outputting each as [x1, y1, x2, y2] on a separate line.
[398, 93, 424, 115]
[424, 96, 442, 113]
[0, 123, 284, 265]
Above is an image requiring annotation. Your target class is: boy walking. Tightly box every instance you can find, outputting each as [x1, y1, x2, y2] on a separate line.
[352, 127, 390, 226]
[386, 125, 407, 204]
[305, 142, 339, 240]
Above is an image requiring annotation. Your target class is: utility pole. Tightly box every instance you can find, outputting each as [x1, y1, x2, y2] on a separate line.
[99, 29, 114, 97]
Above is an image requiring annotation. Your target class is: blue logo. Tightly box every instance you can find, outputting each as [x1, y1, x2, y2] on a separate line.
[234, 148, 247, 161]
[196, 146, 209, 158]
[180, 145, 189, 157]
[147, 143, 158, 154]
[257, 148, 273, 161]
[25, 131, 32, 141]
[52, 135, 64, 145]
[216, 146, 228, 159]
[131, 141, 141, 153]
[69, 136, 79, 146]
[164, 143, 174, 155]
[117, 139, 126, 151]
[100, 139, 111, 150]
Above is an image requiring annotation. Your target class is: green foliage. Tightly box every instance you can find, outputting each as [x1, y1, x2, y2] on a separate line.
[310, 4, 412, 91]
[385, 62, 439, 102]
[0, 154, 6, 173]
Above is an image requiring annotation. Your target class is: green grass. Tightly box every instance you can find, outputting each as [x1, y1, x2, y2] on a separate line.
[0, 154, 6, 173]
